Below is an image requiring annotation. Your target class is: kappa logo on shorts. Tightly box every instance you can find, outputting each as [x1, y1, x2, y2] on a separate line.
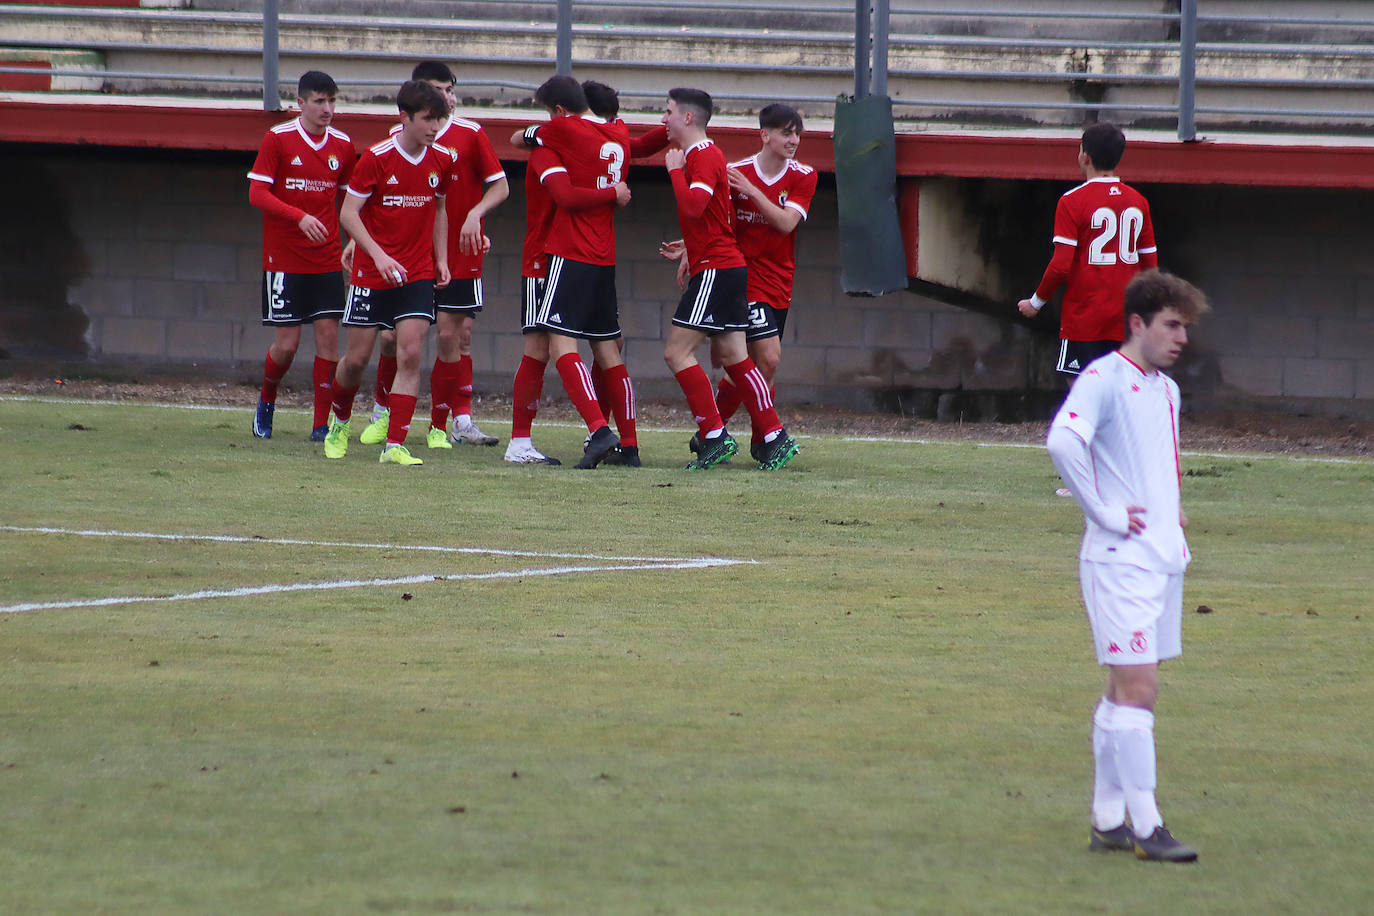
[1130, 631, 1148, 654]
[1108, 641, 1122, 655]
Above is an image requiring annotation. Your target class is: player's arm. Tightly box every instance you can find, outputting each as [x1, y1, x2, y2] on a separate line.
[1018, 197, 1077, 317]
[628, 124, 669, 159]
[1046, 385, 1140, 537]
[433, 202, 450, 288]
[248, 179, 327, 243]
[339, 193, 405, 286]
[1138, 207, 1159, 270]
[726, 167, 803, 235]
[541, 169, 625, 210]
[665, 148, 713, 219]
[459, 176, 509, 256]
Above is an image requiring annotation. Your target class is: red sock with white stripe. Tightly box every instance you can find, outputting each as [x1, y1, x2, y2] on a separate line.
[386, 392, 417, 448]
[555, 353, 608, 432]
[429, 358, 459, 431]
[512, 355, 546, 439]
[724, 358, 782, 439]
[602, 363, 637, 447]
[675, 364, 724, 439]
[260, 352, 291, 403]
[311, 356, 336, 429]
[454, 354, 475, 418]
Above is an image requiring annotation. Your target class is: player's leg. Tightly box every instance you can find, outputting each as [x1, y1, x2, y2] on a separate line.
[506, 276, 559, 465]
[665, 323, 734, 468]
[537, 256, 617, 467]
[426, 309, 462, 450]
[308, 316, 340, 441]
[714, 332, 796, 470]
[549, 333, 618, 468]
[449, 310, 498, 446]
[379, 313, 428, 466]
[591, 337, 638, 466]
[361, 330, 399, 445]
[324, 298, 379, 459]
[255, 324, 301, 438]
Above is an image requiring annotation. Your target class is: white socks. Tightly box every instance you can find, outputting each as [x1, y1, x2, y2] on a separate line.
[1092, 698, 1163, 837]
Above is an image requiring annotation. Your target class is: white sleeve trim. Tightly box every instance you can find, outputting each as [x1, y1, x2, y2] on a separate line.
[1052, 235, 1077, 246]
[538, 165, 568, 182]
[689, 181, 715, 195]
[483, 170, 507, 183]
[784, 199, 809, 219]
[247, 171, 274, 183]
[1029, 294, 1046, 309]
[345, 186, 371, 198]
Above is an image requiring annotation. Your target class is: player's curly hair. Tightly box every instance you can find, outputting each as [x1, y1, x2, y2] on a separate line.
[1124, 269, 1210, 335]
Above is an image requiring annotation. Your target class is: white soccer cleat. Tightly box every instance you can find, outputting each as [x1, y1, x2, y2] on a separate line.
[450, 416, 499, 446]
[503, 441, 561, 466]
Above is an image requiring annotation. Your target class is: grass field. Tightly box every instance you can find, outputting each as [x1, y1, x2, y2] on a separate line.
[1, 395, 1371, 914]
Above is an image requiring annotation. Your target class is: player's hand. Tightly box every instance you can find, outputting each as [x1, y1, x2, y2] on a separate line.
[298, 213, 328, 243]
[658, 239, 685, 261]
[435, 261, 451, 289]
[613, 181, 631, 207]
[726, 166, 756, 196]
[1017, 298, 1040, 318]
[675, 254, 689, 290]
[459, 213, 484, 256]
[664, 148, 685, 171]
[340, 239, 356, 273]
[481, 234, 492, 255]
[376, 255, 407, 287]
[1126, 505, 1147, 535]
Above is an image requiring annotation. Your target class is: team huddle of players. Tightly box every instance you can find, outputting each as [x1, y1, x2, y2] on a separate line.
[247, 63, 817, 470]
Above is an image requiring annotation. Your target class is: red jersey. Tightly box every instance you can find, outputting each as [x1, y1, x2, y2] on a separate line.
[247, 117, 355, 273]
[390, 117, 505, 278]
[345, 137, 453, 289]
[522, 148, 557, 278]
[533, 114, 628, 266]
[671, 139, 746, 274]
[728, 154, 818, 309]
[1035, 176, 1158, 342]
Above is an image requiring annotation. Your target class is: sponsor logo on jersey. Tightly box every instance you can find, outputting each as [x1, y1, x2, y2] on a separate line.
[284, 177, 335, 192]
[381, 194, 434, 208]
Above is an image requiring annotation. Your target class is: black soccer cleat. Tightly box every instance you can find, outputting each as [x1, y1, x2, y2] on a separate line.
[755, 429, 800, 470]
[308, 424, 328, 442]
[575, 425, 620, 469]
[685, 432, 737, 469]
[252, 398, 274, 438]
[1089, 823, 1135, 853]
[1132, 825, 1198, 863]
[603, 445, 641, 467]
[687, 433, 701, 455]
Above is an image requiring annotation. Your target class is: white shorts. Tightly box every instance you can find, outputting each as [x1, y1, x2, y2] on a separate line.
[1079, 560, 1183, 667]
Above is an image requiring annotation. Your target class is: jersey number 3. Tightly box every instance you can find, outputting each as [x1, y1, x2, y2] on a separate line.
[597, 142, 626, 188]
[1088, 206, 1144, 266]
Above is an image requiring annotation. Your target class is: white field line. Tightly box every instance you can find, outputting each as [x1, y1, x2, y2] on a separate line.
[3, 394, 1368, 464]
[0, 525, 751, 566]
[0, 558, 742, 615]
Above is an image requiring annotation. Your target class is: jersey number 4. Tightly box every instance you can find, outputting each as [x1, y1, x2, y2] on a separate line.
[1088, 206, 1145, 266]
[596, 142, 626, 188]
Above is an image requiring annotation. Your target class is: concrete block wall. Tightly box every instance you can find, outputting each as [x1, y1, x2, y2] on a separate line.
[3, 146, 1372, 417]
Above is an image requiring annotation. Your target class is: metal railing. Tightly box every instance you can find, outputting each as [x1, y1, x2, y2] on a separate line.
[4, 1, 1374, 138]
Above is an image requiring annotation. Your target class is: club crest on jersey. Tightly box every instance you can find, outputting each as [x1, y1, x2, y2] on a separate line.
[428, 172, 440, 188]
[328, 155, 339, 170]
[778, 190, 789, 205]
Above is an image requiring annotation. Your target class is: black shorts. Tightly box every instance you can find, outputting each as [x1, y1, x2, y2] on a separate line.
[672, 266, 750, 335]
[261, 270, 345, 326]
[535, 255, 621, 341]
[343, 279, 436, 329]
[435, 277, 484, 314]
[744, 300, 788, 342]
[520, 275, 546, 334]
[1057, 338, 1119, 376]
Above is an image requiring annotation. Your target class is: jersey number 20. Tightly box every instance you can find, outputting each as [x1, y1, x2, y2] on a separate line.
[1088, 206, 1144, 266]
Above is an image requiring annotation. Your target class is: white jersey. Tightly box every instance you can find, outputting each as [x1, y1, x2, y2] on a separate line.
[1047, 350, 1189, 574]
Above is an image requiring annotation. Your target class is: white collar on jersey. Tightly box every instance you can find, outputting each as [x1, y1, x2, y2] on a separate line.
[294, 118, 330, 151]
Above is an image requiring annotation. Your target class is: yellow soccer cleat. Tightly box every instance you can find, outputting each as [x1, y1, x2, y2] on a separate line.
[379, 444, 423, 466]
[322, 416, 350, 459]
[426, 425, 453, 450]
[359, 411, 389, 445]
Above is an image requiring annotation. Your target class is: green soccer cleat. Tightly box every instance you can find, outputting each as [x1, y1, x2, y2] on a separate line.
[323, 416, 350, 459]
[1089, 823, 1135, 853]
[685, 432, 737, 469]
[379, 444, 423, 466]
[1132, 825, 1198, 863]
[359, 411, 389, 445]
[755, 430, 800, 470]
[426, 426, 453, 450]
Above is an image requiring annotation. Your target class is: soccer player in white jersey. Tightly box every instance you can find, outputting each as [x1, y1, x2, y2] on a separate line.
[1046, 269, 1210, 863]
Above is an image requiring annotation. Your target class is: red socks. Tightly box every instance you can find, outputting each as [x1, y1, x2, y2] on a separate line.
[512, 355, 546, 439]
[386, 393, 417, 447]
[374, 353, 398, 410]
[454, 354, 474, 417]
[724, 359, 782, 438]
[602, 363, 637, 447]
[261, 351, 291, 402]
[311, 356, 336, 429]
[555, 352, 608, 432]
[675, 364, 724, 438]
[331, 380, 360, 423]
[429, 358, 460, 431]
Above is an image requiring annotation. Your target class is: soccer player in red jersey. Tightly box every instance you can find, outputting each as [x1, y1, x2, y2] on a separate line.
[519, 75, 636, 469]
[659, 88, 799, 470]
[321, 80, 453, 467]
[1018, 122, 1159, 377]
[246, 70, 356, 441]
